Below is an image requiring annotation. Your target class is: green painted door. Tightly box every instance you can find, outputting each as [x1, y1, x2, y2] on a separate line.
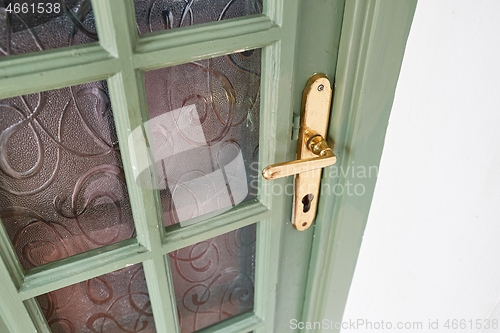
[0, 0, 417, 332]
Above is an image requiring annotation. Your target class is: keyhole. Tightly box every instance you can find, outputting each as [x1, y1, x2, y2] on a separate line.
[302, 193, 314, 213]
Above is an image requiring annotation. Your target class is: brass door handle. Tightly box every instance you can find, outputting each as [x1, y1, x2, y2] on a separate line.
[261, 74, 336, 231]
[262, 128, 336, 180]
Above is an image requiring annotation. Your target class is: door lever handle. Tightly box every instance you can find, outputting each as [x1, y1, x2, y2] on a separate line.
[261, 74, 336, 231]
[262, 128, 336, 180]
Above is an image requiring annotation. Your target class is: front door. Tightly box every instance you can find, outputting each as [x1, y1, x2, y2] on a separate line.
[0, 1, 344, 332]
[0, 1, 417, 332]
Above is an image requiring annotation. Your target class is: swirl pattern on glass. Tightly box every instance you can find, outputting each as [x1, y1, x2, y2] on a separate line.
[134, 0, 263, 34]
[144, 51, 261, 226]
[0, 0, 97, 57]
[37, 264, 157, 333]
[0, 81, 136, 270]
[169, 224, 256, 332]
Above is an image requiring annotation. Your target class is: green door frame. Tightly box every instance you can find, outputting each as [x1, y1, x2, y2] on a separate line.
[0, 1, 416, 332]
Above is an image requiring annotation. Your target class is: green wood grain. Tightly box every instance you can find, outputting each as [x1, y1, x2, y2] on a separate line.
[0, 219, 23, 288]
[0, 0, 416, 332]
[272, 1, 345, 331]
[195, 311, 262, 333]
[163, 200, 269, 252]
[19, 239, 148, 300]
[0, 314, 10, 333]
[0, 0, 295, 331]
[0, 41, 116, 100]
[301, 1, 417, 332]
[0, 254, 37, 332]
[134, 14, 274, 54]
[24, 299, 52, 333]
[92, 0, 179, 332]
[252, 1, 303, 332]
[0, 43, 107, 78]
[133, 26, 281, 72]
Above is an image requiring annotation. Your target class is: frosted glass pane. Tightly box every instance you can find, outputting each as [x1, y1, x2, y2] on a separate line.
[169, 223, 256, 332]
[0, 0, 98, 57]
[37, 263, 156, 333]
[134, 0, 263, 34]
[0, 81, 135, 270]
[140, 50, 261, 226]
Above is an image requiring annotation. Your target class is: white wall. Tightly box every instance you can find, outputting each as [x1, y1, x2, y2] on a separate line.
[341, 0, 500, 332]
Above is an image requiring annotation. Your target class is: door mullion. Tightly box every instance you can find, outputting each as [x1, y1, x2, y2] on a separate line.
[108, 68, 180, 333]
[92, 1, 179, 332]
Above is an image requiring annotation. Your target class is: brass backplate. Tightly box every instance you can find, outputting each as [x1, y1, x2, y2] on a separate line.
[294, 74, 332, 230]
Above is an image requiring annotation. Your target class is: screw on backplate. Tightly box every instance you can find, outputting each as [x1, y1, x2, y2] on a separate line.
[317, 84, 324, 91]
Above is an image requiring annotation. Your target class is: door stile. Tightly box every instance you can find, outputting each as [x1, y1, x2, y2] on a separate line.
[0, 313, 10, 333]
[254, 1, 301, 332]
[271, 0, 345, 330]
[0, 248, 38, 332]
[0, 220, 23, 287]
[24, 298, 53, 333]
[301, 1, 417, 332]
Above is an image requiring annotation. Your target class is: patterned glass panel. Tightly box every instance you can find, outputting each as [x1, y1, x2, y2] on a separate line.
[169, 223, 256, 332]
[134, 0, 263, 34]
[0, 81, 135, 270]
[139, 50, 260, 226]
[0, 0, 98, 57]
[37, 263, 156, 333]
